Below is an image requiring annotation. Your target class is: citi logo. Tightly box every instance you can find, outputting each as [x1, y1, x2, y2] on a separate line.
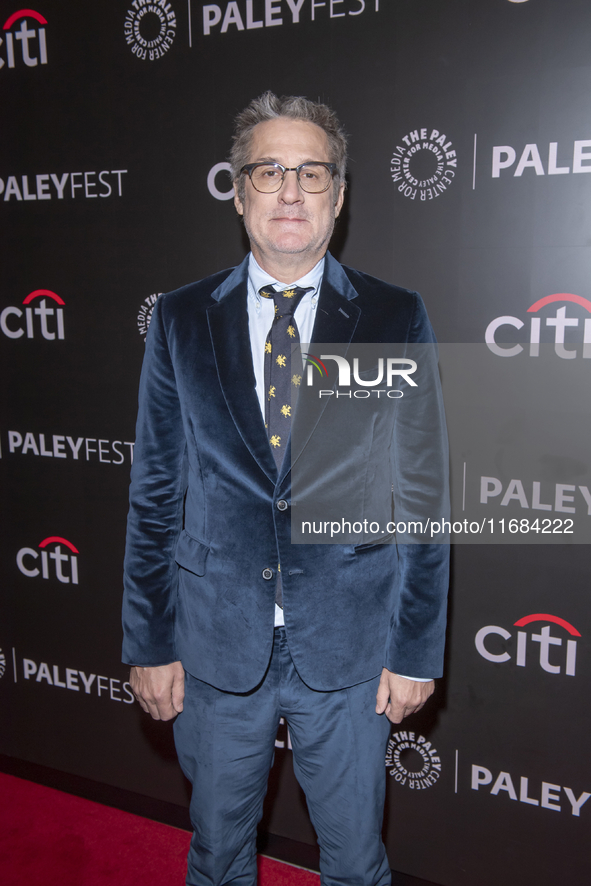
[485, 293, 591, 358]
[1, 9, 47, 70]
[475, 614, 581, 676]
[1, 289, 65, 340]
[17, 536, 79, 585]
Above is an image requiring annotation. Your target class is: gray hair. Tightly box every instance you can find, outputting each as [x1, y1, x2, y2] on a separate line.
[230, 91, 348, 201]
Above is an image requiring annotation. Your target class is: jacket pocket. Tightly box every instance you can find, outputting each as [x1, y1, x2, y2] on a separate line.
[174, 529, 210, 576]
[353, 533, 396, 552]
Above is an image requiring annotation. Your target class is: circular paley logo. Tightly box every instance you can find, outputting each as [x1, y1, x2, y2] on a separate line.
[124, 2, 177, 62]
[390, 127, 457, 201]
[137, 293, 162, 341]
[385, 731, 442, 789]
[0, 648, 6, 680]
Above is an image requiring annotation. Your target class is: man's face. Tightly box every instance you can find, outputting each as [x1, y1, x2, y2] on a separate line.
[234, 117, 345, 273]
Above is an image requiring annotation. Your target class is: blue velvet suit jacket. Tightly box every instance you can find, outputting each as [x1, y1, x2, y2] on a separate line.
[122, 253, 449, 692]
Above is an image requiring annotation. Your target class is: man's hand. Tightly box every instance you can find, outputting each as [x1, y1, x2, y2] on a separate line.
[375, 668, 434, 724]
[129, 661, 185, 721]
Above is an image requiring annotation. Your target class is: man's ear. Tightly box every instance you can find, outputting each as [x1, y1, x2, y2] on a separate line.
[233, 182, 244, 216]
[334, 180, 345, 218]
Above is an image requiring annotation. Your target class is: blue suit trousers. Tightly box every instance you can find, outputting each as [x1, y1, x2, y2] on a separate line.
[173, 627, 392, 886]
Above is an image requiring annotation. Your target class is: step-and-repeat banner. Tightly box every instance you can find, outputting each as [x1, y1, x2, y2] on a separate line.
[1, 2, 589, 884]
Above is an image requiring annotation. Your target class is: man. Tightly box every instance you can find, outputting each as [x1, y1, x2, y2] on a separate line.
[123, 92, 449, 886]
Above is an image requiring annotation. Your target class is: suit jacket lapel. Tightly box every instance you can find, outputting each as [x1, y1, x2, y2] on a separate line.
[309, 253, 361, 344]
[283, 254, 361, 480]
[207, 258, 278, 485]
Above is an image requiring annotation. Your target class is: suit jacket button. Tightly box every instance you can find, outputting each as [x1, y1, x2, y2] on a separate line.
[276, 499, 288, 511]
[262, 568, 274, 580]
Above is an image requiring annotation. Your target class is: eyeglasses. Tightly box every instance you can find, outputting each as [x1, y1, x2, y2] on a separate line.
[240, 162, 338, 194]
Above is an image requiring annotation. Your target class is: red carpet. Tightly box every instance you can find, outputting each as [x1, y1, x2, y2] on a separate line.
[0, 772, 320, 886]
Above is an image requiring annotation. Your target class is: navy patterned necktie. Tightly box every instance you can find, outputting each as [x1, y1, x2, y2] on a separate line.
[260, 284, 312, 610]
[260, 285, 313, 469]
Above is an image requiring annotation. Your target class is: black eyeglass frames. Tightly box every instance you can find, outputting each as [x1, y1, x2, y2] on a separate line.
[240, 162, 338, 194]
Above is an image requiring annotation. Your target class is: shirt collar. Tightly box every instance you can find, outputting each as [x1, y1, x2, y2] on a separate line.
[248, 253, 325, 304]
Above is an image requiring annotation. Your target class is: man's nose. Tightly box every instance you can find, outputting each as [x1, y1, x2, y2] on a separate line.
[278, 169, 304, 203]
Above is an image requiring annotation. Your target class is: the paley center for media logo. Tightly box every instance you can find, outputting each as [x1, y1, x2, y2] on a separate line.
[124, 0, 177, 61]
[390, 127, 457, 201]
[386, 733, 590, 816]
[385, 731, 442, 790]
[136, 293, 162, 340]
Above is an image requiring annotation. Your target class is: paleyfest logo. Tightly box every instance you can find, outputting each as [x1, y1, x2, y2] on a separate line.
[1, 169, 128, 203]
[1, 8, 47, 70]
[124, 0, 177, 61]
[197, 0, 381, 40]
[5, 429, 135, 465]
[21, 653, 135, 703]
[391, 127, 457, 201]
[471, 764, 589, 817]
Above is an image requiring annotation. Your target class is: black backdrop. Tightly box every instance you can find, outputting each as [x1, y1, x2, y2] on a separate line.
[2, 2, 590, 884]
